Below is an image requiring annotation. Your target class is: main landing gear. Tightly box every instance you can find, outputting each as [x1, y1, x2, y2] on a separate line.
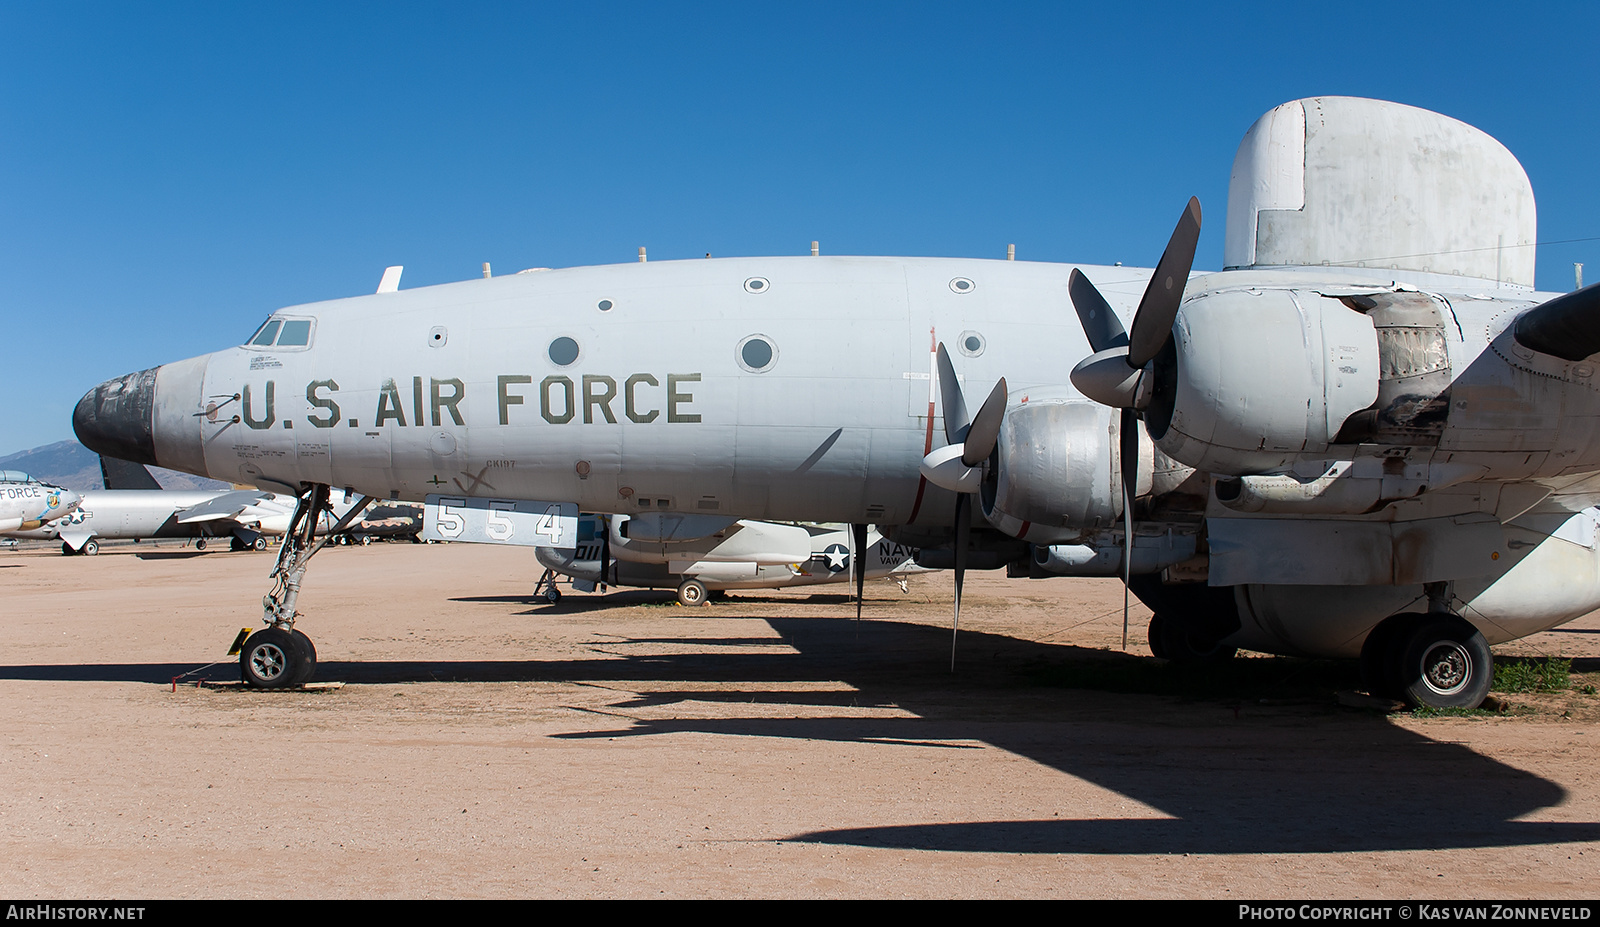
[239, 483, 371, 689]
[676, 578, 708, 607]
[1360, 584, 1493, 709]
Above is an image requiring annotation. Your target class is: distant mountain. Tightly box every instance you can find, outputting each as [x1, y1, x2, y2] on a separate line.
[0, 441, 229, 492]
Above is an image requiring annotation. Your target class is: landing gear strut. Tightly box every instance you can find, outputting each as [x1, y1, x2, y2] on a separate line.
[239, 483, 372, 689]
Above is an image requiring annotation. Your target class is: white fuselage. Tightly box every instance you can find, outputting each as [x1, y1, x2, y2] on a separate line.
[0, 477, 80, 533]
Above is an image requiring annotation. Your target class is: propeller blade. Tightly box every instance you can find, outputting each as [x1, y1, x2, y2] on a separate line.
[1120, 408, 1138, 649]
[936, 344, 969, 445]
[1068, 269, 1130, 354]
[599, 516, 612, 591]
[852, 522, 868, 623]
[951, 493, 970, 672]
[961, 378, 1007, 467]
[1512, 280, 1600, 361]
[1128, 196, 1202, 368]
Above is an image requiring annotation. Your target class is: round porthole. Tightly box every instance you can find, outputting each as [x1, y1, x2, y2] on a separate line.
[597, 299, 614, 312]
[428, 326, 448, 347]
[744, 277, 770, 294]
[548, 336, 580, 366]
[950, 277, 976, 294]
[737, 334, 777, 373]
[958, 330, 986, 357]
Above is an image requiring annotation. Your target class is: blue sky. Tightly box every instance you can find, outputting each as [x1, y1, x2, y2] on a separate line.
[4, 1, 1598, 454]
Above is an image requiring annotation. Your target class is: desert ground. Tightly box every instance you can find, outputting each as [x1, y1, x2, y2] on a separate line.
[1, 538, 1596, 899]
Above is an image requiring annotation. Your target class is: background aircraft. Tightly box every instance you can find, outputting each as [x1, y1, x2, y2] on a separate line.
[0, 470, 80, 533]
[532, 514, 927, 605]
[68, 97, 1600, 708]
[2, 456, 362, 554]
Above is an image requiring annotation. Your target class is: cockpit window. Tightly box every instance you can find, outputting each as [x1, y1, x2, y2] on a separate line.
[0, 470, 36, 483]
[276, 319, 312, 346]
[249, 320, 282, 346]
[244, 317, 314, 349]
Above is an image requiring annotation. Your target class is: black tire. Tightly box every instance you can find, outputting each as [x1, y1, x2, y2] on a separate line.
[1147, 615, 1170, 660]
[61, 542, 76, 556]
[544, 586, 561, 605]
[288, 629, 318, 686]
[677, 579, 708, 607]
[1360, 618, 1408, 698]
[240, 627, 304, 689]
[1149, 613, 1236, 662]
[196, 538, 207, 551]
[82, 539, 99, 556]
[1395, 616, 1493, 709]
[253, 536, 268, 552]
[230, 536, 248, 552]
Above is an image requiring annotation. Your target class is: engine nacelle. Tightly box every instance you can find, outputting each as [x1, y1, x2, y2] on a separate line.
[977, 397, 1149, 544]
[1149, 282, 1395, 474]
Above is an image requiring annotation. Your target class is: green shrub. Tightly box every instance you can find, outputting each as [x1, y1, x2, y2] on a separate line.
[1493, 657, 1572, 693]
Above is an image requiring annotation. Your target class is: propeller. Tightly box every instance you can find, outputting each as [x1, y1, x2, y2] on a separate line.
[919, 343, 1006, 670]
[1067, 196, 1202, 648]
[599, 515, 612, 593]
[851, 522, 868, 623]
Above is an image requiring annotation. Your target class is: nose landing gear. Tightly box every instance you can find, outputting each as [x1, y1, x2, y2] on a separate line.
[239, 483, 371, 689]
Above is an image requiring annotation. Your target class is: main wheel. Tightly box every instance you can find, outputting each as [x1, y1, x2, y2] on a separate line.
[240, 627, 304, 689]
[196, 538, 208, 551]
[81, 539, 99, 556]
[1360, 618, 1409, 699]
[61, 542, 76, 556]
[253, 536, 268, 551]
[1147, 615, 1170, 660]
[1148, 613, 1236, 662]
[677, 579, 708, 607]
[1395, 616, 1493, 709]
[230, 536, 248, 552]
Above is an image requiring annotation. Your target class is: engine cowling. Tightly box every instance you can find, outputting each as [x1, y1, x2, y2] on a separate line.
[976, 397, 1146, 544]
[1148, 283, 1386, 475]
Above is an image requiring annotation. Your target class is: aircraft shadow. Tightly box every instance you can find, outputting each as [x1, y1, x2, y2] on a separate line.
[3, 615, 1594, 854]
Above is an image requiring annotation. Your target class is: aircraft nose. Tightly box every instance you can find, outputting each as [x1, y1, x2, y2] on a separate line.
[56, 489, 82, 514]
[73, 368, 161, 466]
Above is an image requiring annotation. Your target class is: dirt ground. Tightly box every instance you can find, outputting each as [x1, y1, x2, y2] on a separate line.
[1, 538, 1596, 899]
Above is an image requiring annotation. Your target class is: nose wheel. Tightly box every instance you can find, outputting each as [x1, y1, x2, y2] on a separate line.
[239, 482, 371, 690]
[239, 626, 318, 688]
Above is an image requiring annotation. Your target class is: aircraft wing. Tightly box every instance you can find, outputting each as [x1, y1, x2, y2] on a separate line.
[174, 490, 275, 524]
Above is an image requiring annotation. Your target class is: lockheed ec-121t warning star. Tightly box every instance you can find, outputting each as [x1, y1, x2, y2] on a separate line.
[71, 97, 1600, 707]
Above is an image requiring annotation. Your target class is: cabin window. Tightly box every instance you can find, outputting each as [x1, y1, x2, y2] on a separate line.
[737, 334, 777, 373]
[548, 336, 580, 366]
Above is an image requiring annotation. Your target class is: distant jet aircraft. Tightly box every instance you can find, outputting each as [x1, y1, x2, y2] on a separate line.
[0, 470, 81, 533]
[70, 97, 1600, 708]
[531, 514, 928, 605]
[4, 456, 331, 555]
